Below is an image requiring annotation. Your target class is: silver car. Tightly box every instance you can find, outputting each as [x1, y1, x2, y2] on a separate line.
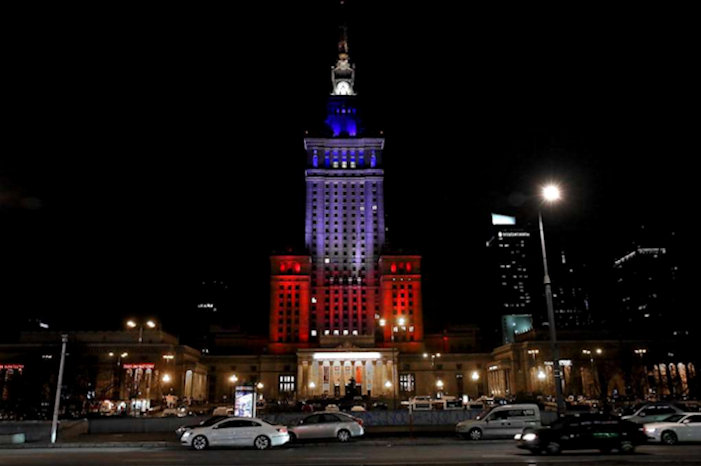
[180, 416, 289, 450]
[622, 403, 686, 424]
[289, 412, 365, 442]
[456, 403, 541, 440]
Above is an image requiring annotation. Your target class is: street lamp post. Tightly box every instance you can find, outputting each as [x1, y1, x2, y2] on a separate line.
[50, 334, 68, 444]
[228, 374, 238, 406]
[528, 349, 540, 391]
[126, 319, 157, 343]
[583, 348, 603, 402]
[538, 184, 566, 416]
[423, 352, 441, 398]
[634, 348, 648, 399]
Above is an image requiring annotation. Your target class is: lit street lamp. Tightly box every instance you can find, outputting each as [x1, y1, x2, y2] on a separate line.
[126, 319, 157, 343]
[583, 348, 603, 400]
[634, 348, 648, 398]
[228, 374, 238, 404]
[538, 183, 566, 416]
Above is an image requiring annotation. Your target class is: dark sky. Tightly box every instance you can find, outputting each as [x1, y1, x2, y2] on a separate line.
[1, 3, 693, 338]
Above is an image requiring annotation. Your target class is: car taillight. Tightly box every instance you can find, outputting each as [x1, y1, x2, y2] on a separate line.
[354, 418, 363, 426]
[277, 427, 288, 433]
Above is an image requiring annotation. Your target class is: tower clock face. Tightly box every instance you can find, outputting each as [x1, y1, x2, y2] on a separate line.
[335, 81, 351, 95]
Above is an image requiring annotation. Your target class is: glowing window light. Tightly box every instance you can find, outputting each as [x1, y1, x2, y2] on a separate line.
[313, 352, 382, 360]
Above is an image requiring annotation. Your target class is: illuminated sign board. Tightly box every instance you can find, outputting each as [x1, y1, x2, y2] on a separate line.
[235, 386, 255, 418]
[492, 213, 516, 226]
[123, 363, 155, 370]
[0, 364, 24, 370]
[499, 232, 530, 238]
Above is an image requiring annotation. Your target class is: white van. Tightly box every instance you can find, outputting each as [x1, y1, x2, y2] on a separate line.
[456, 403, 541, 440]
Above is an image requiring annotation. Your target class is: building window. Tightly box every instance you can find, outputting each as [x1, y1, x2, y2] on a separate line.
[278, 375, 296, 393]
[399, 373, 415, 393]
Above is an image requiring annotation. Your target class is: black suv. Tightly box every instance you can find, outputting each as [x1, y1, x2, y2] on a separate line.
[516, 413, 646, 454]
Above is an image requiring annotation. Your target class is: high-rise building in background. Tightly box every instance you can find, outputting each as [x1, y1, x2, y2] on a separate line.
[186, 279, 230, 354]
[268, 25, 424, 352]
[551, 249, 592, 329]
[487, 213, 536, 344]
[613, 227, 680, 337]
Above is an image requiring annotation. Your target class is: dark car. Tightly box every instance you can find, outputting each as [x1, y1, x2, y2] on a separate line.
[516, 413, 646, 454]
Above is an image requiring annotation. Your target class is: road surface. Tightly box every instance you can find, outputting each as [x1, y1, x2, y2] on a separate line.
[2, 439, 701, 465]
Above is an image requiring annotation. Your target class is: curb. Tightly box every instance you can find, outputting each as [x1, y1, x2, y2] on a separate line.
[0, 441, 179, 449]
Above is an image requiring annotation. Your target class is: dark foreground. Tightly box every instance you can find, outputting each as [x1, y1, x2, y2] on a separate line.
[2, 439, 701, 466]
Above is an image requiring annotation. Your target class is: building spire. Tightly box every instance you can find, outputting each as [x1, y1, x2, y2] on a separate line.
[331, 1, 355, 96]
[338, 25, 349, 57]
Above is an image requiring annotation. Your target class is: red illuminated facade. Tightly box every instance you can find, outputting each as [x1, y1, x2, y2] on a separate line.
[269, 256, 311, 347]
[379, 256, 424, 344]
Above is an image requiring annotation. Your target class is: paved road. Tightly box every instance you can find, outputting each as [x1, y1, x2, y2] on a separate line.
[2, 440, 701, 465]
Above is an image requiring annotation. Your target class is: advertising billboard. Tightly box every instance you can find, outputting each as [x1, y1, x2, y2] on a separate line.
[234, 386, 256, 418]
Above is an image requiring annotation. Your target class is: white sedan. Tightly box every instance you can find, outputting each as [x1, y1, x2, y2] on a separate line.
[643, 413, 701, 445]
[180, 416, 289, 450]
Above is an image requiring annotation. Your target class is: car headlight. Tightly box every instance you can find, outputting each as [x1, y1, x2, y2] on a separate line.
[181, 431, 192, 439]
[514, 433, 522, 440]
[644, 427, 656, 433]
[522, 433, 537, 442]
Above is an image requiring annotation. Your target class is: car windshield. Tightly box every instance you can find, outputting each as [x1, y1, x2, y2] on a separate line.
[662, 414, 685, 423]
[200, 416, 227, 426]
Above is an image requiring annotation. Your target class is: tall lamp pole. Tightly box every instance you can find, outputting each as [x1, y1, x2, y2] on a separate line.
[50, 334, 68, 444]
[538, 184, 566, 416]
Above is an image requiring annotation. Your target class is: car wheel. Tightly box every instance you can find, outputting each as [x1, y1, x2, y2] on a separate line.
[468, 428, 483, 440]
[661, 431, 678, 446]
[546, 442, 561, 454]
[191, 435, 208, 451]
[337, 429, 351, 442]
[254, 435, 271, 450]
[619, 440, 635, 454]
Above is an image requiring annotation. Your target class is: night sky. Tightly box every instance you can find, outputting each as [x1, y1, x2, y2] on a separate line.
[1, 3, 693, 339]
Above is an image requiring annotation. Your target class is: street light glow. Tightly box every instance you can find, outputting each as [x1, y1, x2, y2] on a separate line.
[542, 184, 561, 202]
[162, 373, 171, 383]
[126, 320, 137, 328]
[146, 320, 156, 329]
[229, 374, 238, 383]
[471, 371, 479, 381]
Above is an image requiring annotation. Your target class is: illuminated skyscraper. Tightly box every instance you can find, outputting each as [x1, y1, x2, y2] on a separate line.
[269, 24, 423, 349]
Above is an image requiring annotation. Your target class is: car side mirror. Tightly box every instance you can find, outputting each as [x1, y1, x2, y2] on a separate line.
[212, 425, 219, 429]
[298, 420, 304, 425]
[682, 419, 690, 424]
